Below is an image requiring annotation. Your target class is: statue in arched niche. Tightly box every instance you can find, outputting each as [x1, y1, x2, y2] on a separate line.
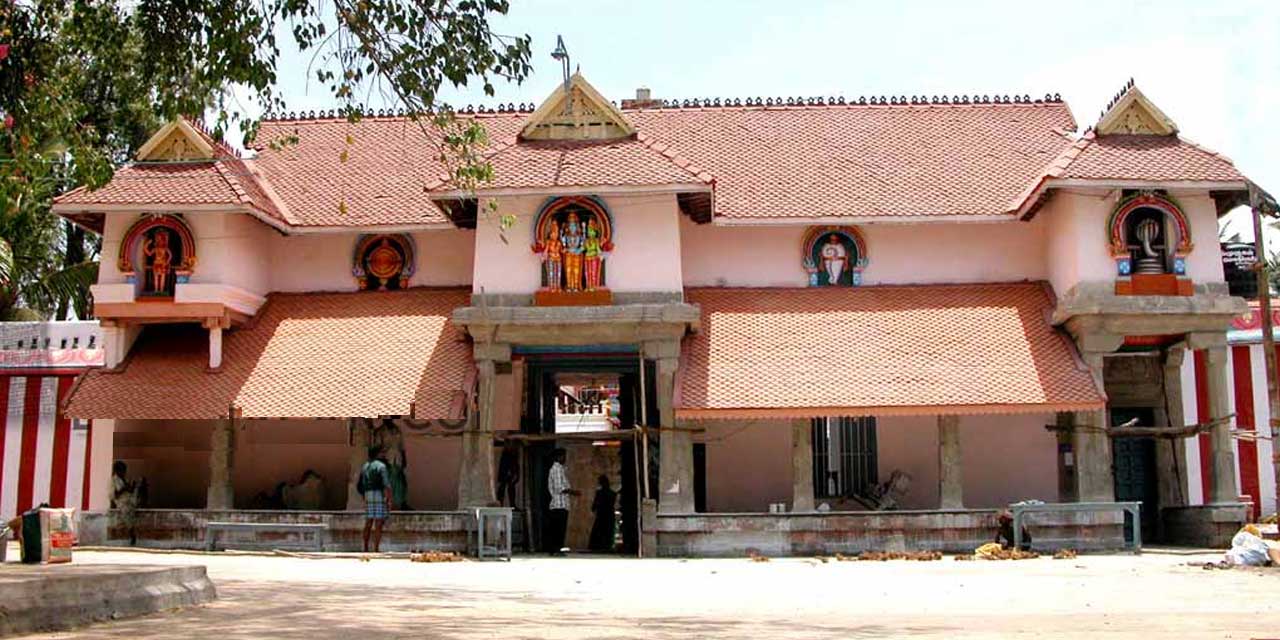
[802, 226, 867, 287]
[142, 228, 175, 295]
[531, 196, 614, 303]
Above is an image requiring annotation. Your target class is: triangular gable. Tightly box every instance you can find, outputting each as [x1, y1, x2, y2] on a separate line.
[1097, 82, 1178, 136]
[520, 72, 636, 141]
[135, 120, 216, 161]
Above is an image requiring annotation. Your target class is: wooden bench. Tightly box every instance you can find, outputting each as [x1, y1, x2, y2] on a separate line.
[204, 521, 327, 552]
[1011, 501, 1142, 552]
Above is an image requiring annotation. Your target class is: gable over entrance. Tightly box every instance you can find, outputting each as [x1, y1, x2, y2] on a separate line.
[520, 72, 635, 141]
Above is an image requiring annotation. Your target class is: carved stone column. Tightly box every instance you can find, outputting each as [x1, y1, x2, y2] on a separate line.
[346, 418, 370, 510]
[205, 416, 236, 510]
[458, 342, 507, 507]
[1193, 334, 1239, 504]
[791, 418, 815, 512]
[1074, 333, 1122, 502]
[649, 341, 693, 514]
[937, 414, 964, 509]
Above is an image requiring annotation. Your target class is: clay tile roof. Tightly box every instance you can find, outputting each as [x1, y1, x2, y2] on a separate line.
[626, 103, 1077, 221]
[251, 115, 527, 228]
[55, 163, 245, 207]
[1057, 133, 1247, 182]
[436, 135, 714, 192]
[64, 288, 474, 420]
[678, 283, 1103, 419]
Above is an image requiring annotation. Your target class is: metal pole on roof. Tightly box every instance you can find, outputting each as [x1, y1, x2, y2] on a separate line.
[1249, 180, 1279, 521]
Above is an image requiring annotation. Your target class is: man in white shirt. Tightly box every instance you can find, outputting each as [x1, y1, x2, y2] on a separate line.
[546, 448, 578, 555]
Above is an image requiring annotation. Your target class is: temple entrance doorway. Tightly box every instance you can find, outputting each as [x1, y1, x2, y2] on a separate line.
[518, 354, 651, 556]
[1112, 407, 1159, 543]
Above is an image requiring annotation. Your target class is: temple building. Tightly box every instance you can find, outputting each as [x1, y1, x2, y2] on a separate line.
[48, 74, 1268, 554]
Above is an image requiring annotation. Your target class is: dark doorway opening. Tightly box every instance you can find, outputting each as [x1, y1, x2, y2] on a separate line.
[520, 354, 649, 555]
[1112, 407, 1159, 543]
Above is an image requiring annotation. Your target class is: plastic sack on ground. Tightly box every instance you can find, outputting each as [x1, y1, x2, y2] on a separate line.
[1225, 529, 1270, 566]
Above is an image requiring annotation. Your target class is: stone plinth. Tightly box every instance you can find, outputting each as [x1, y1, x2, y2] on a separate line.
[1161, 504, 1248, 548]
[0, 563, 215, 636]
[653, 510, 1127, 557]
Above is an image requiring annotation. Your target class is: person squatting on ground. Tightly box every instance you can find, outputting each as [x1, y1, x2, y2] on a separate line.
[546, 448, 579, 555]
[996, 510, 1032, 551]
[358, 446, 393, 553]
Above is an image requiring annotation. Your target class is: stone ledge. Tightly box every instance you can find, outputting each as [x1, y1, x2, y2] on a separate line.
[0, 564, 215, 636]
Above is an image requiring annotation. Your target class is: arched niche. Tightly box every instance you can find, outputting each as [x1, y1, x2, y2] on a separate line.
[801, 226, 868, 287]
[352, 234, 417, 290]
[1108, 192, 1193, 277]
[117, 214, 197, 297]
[530, 196, 615, 292]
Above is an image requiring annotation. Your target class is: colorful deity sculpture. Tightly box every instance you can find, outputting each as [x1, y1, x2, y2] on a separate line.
[142, 229, 174, 294]
[584, 217, 604, 291]
[820, 234, 849, 285]
[542, 221, 564, 290]
[561, 212, 585, 292]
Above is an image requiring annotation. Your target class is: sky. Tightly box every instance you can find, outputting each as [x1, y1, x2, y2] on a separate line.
[262, 0, 1280, 244]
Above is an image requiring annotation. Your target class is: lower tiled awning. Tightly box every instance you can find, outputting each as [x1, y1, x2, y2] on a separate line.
[65, 288, 474, 420]
[677, 284, 1104, 419]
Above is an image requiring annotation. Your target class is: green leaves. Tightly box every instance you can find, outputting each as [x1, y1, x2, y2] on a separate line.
[0, 0, 532, 319]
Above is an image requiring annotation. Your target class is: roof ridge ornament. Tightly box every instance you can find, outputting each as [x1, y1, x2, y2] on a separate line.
[1096, 79, 1177, 136]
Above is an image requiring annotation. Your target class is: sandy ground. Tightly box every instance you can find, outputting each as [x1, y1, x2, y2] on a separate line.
[14, 548, 1280, 639]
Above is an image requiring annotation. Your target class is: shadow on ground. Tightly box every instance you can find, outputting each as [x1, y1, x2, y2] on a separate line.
[30, 580, 947, 639]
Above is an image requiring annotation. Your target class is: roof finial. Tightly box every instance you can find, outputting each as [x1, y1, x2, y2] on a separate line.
[551, 35, 571, 89]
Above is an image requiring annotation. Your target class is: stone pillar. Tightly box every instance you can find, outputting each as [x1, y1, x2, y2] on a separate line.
[206, 416, 236, 510]
[1195, 336, 1240, 504]
[207, 326, 223, 369]
[648, 341, 693, 514]
[1073, 335, 1122, 502]
[791, 418, 815, 512]
[458, 343, 507, 507]
[346, 418, 370, 510]
[937, 414, 964, 509]
[87, 419, 116, 511]
[1158, 345, 1189, 508]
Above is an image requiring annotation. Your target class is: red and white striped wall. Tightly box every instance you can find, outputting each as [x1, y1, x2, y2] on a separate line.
[0, 374, 95, 521]
[1181, 345, 1277, 519]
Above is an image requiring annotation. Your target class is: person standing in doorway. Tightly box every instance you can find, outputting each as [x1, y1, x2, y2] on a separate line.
[496, 440, 520, 507]
[358, 446, 393, 553]
[546, 449, 578, 555]
[589, 475, 617, 552]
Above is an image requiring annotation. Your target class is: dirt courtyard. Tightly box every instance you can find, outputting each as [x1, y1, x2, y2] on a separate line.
[19, 549, 1280, 639]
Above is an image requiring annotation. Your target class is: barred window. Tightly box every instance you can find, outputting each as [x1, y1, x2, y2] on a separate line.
[812, 417, 878, 499]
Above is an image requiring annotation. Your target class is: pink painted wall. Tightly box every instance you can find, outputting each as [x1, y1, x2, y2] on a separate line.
[98, 211, 273, 296]
[679, 215, 1049, 287]
[269, 229, 475, 292]
[113, 418, 462, 510]
[697, 413, 1057, 513]
[1043, 188, 1226, 299]
[700, 420, 793, 512]
[473, 193, 685, 294]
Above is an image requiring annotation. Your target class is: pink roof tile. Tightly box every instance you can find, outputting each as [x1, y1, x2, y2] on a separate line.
[678, 283, 1103, 418]
[65, 288, 474, 420]
[55, 163, 245, 207]
[1058, 133, 1246, 182]
[445, 136, 713, 192]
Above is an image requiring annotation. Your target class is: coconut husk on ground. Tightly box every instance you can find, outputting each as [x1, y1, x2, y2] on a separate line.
[410, 551, 462, 563]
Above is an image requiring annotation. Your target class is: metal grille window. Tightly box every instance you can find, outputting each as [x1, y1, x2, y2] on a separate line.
[811, 417, 878, 499]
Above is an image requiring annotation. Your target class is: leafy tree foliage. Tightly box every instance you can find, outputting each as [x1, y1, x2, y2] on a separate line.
[0, 0, 531, 319]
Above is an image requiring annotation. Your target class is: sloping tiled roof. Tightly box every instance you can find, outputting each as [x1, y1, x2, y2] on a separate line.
[626, 103, 1077, 221]
[437, 135, 714, 192]
[677, 283, 1103, 418]
[247, 102, 1077, 226]
[55, 163, 245, 207]
[251, 115, 526, 227]
[58, 94, 1256, 229]
[64, 288, 474, 420]
[1057, 133, 1246, 182]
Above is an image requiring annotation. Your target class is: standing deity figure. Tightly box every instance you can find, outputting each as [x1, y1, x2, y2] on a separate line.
[820, 234, 848, 285]
[542, 221, 564, 290]
[561, 213, 585, 292]
[583, 217, 604, 291]
[142, 229, 174, 294]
